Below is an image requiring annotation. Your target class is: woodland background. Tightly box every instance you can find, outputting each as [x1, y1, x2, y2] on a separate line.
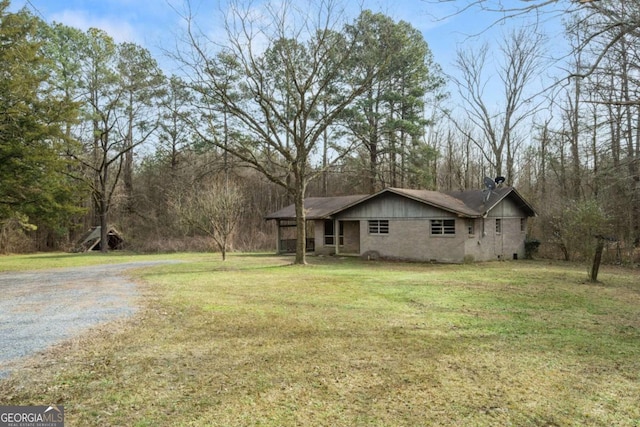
[1, 0, 639, 264]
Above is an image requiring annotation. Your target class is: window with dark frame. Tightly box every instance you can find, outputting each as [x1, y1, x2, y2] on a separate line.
[368, 220, 389, 235]
[431, 219, 456, 235]
[324, 220, 344, 245]
[520, 218, 526, 233]
[324, 219, 334, 245]
[496, 218, 502, 234]
[467, 219, 474, 236]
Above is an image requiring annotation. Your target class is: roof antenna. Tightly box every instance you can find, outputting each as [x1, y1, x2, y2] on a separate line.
[483, 176, 496, 203]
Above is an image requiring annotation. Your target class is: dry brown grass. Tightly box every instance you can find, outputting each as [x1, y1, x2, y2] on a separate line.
[1, 254, 639, 426]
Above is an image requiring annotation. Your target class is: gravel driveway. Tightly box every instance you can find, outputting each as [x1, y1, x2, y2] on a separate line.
[0, 261, 173, 379]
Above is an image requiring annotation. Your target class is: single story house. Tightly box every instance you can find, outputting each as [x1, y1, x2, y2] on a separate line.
[265, 186, 536, 263]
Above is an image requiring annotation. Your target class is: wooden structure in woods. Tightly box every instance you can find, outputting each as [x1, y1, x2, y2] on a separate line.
[74, 226, 124, 252]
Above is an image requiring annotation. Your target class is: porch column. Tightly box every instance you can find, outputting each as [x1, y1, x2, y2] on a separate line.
[276, 219, 282, 254]
[334, 219, 340, 255]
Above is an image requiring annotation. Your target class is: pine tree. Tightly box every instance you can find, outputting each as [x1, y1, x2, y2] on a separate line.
[0, 1, 81, 245]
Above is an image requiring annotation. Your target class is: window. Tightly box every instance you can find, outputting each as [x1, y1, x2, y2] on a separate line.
[520, 218, 526, 233]
[495, 218, 502, 234]
[324, 219, 334, 245]
[324, 220, 344, 245]
[467, 219, 475, 236]
[368, 220, 389, 235]
[431, 219, 456, 235]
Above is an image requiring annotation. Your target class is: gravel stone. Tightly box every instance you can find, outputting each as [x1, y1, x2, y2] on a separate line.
[0, 261, 174, 379]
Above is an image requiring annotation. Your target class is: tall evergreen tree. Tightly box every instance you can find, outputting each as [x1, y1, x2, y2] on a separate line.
[0, 1, 80, 246]
[117, 42, 166, 214]
[340, 11, 443, 193]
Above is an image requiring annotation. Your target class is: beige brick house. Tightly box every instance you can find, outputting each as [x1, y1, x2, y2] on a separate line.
[266, 187, 536, 263]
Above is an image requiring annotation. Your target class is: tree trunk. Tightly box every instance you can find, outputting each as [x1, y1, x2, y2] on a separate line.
[589, 238, 605, 283]
[390, 131, 397, 187]
[634, 106, 640, 244]
[368, 133, 378, 194]
[124, 131, 134, 212]
[539, 121, 548, 199]
[99, 203, 108, 253]
[99, 142, 109, 254]
[322, 101, 328, 197]
[570, 60, 582, 199]
[591, 104, 599, 196]
[293, 188, 307, 265]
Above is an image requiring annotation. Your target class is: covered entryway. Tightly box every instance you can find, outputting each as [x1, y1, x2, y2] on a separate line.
[274, 220, 315, 254]
[265, 195, 367, 256]
[336, 220, 360, 255]
[322, 219, 360, 256]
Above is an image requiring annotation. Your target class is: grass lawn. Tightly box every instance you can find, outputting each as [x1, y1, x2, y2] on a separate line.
[1, 253, 639, 426]
[0, 251, 201, 272]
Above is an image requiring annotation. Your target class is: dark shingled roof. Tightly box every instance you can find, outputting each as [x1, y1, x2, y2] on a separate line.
[447, 187, 536, 217]
[264, 195, 367, 220]
[265, 187, 536, 220]
[386, 188, 481, 217]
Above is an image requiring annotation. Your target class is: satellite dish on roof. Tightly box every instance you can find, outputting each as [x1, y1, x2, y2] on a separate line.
[483, 176, 495, 203]
[484, 176, 496, 190]
[495, 176, 506, 186]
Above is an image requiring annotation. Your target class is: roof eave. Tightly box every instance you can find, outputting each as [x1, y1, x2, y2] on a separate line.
[483, 187, 537, 217]
[385, 188, 481, 218]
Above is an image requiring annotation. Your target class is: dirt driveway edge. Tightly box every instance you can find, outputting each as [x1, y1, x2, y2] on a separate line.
[0, 261, 176, 379]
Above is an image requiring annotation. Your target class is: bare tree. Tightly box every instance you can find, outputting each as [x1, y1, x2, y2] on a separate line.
[433, 121, 485, 191]
[564, 2, 640, 247]
[173, 180, 245, 261]
[430, 0, 640, 78]
[177, 0, 395, 264]
[449, 27, 546, 181]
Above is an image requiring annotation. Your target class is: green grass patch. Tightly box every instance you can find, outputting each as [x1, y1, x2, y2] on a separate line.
[2, 254, 639, 426]
[0, 251, 212, 271]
